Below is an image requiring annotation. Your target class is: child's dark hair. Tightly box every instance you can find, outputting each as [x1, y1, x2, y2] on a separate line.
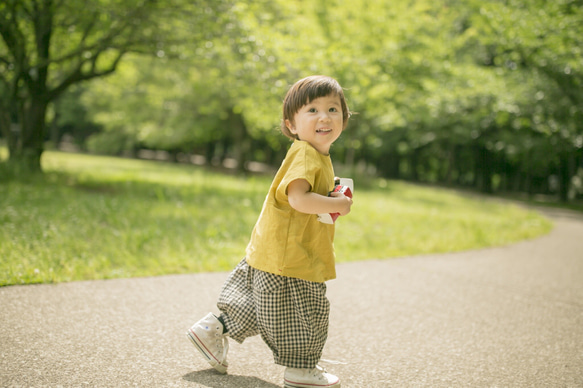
[281, 75, 351, 140]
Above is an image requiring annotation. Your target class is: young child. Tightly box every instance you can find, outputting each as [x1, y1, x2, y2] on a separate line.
[186, 75, 353, 388]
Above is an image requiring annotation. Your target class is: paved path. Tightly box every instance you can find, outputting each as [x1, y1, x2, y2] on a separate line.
[1, 207, 582, 387]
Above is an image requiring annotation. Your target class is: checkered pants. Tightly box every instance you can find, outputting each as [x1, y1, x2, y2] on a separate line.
[217, 258, 330, 369]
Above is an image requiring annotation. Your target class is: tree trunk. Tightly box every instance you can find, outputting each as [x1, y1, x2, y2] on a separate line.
[228, 109, 250, 173]
[344, 144, 355, 174]
[558, 152, 573, 202]
[50, 99, 61, 150]
[476, 145, 493, 194]
[444, 144, 456, 185]
[378, 149, 399, 179]
[2, 0, 53, 173]
[410, 149, 419, 181]
[9, 95, 49, 172]
[0, 107, 11, 153]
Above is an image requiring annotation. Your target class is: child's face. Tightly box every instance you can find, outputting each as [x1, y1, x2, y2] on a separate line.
[285, 94, 344, 155]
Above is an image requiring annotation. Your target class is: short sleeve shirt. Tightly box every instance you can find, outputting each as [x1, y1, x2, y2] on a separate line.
[245, 140, 336, 282]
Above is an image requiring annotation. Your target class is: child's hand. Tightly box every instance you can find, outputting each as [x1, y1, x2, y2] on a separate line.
[329, 190, 353, 216]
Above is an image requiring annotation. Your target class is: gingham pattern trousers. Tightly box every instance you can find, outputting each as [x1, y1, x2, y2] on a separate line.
[217, 258, 330, 368]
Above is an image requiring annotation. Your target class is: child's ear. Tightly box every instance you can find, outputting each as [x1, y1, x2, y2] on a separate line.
[285, 119, 295, 134]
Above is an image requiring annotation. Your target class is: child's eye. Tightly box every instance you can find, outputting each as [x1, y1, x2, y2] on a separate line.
[308, 108, 317, 113]
[329, 107, 338, 112]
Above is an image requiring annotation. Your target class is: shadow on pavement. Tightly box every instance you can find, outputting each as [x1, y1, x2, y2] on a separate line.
[183, 369, 280, 387]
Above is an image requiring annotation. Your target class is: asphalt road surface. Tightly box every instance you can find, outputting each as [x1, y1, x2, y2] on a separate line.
[1, 206, 582, 387]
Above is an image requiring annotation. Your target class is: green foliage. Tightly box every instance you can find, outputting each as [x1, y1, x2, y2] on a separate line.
[86, 128, 136, 156]
[0, 0, 240, 169]
[0, 151, 552, 286]
[2, 0, 582, 199]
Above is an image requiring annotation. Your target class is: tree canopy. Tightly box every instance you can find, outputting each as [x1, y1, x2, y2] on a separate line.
[0, 0, 235, 169]
[1, 0, 582, 200]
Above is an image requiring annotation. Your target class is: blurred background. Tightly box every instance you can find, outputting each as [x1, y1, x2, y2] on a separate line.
[1, 0, 582, 202]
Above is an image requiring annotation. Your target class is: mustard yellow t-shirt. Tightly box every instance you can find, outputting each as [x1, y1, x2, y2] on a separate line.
[245, 140, 336, 282]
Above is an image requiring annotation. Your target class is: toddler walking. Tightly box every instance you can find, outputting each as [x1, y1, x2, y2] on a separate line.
[186, 75, 353, 388]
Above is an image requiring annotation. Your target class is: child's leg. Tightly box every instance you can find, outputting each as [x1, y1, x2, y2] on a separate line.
[187, 258, 256, 374]
[216, 258, 260, 343]
[253, 271, 330, 369]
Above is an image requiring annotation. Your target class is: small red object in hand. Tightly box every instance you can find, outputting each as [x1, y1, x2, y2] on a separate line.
[317, 178, 353, 224]
[328, 185, 352, 223]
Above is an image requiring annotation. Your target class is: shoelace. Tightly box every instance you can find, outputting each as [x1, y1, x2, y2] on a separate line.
[215, 330, 229, 364]
[304, 366, 320, 379]
[308, 365, 329, 379]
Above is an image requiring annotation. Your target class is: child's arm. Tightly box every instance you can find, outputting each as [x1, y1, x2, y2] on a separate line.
[287, 178, 353, 216]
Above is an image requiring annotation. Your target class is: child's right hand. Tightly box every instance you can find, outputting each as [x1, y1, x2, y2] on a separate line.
[329, 191, 353, 216]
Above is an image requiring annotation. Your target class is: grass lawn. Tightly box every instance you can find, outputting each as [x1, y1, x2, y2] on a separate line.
[0, 150, 553, 286]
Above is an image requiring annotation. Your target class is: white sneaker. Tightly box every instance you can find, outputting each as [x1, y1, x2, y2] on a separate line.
[284, 365, 341, 387]
[186, 313, 229, 374]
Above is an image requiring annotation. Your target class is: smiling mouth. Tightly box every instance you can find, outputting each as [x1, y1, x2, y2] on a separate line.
[316, 128, 332, 133]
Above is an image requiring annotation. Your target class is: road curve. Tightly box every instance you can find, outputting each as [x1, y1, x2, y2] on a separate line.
[1, 207, 582, 387]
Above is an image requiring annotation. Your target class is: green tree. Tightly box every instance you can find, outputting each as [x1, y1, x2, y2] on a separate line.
[465, 0, 583, 199]
[14, 0, 580, 201]
[82, 1, 308, 170]
[0, 0, 233, 172]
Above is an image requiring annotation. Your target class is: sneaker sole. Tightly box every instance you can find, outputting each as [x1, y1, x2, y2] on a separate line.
[186, 329, 228, 374]
[284, 380, 341, 388]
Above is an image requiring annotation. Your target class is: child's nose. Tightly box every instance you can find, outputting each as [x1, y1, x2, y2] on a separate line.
[319, 112, 332, 121]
